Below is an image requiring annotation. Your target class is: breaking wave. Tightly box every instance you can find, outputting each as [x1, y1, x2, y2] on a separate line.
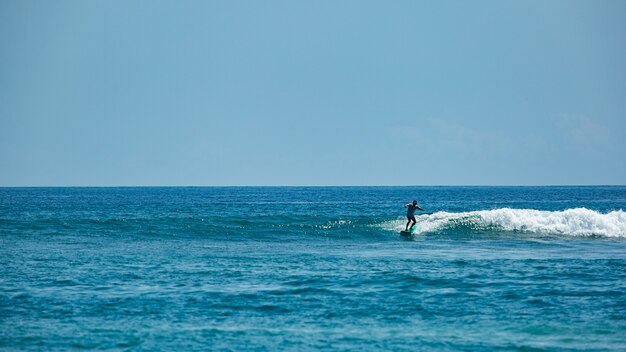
[379, 208, 626, 238]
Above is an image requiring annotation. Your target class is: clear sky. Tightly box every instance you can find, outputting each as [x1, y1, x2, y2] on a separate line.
[1, 0, 625, 186]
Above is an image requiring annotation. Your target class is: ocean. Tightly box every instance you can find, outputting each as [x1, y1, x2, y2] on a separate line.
[1, 186, 625, 351]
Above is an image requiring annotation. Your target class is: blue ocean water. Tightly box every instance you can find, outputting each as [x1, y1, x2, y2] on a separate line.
[1, 186, 625, 351]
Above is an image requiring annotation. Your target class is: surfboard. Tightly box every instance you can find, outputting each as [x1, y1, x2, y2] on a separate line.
[400, 229, 415, 236]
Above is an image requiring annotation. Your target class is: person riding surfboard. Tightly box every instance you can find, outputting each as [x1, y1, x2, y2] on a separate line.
[404, 200, 424, 231]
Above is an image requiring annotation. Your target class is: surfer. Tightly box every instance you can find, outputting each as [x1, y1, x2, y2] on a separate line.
[404, 200, 424, 231]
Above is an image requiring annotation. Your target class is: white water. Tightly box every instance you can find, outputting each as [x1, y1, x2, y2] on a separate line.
[380, 208, 626, 237]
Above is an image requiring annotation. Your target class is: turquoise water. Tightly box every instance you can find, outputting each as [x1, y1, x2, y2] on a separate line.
[1, 186, 626, 351]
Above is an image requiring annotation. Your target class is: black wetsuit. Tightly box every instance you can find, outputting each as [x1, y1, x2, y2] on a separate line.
[407, 204, 419, 221]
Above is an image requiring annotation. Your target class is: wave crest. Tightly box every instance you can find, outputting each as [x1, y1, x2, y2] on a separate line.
[380, 208, 626, 237]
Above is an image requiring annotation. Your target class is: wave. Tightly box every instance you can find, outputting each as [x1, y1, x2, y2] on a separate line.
[379, 208, 626, 238]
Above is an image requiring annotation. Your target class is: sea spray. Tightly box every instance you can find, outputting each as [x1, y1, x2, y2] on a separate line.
[380, 208, 626, 237]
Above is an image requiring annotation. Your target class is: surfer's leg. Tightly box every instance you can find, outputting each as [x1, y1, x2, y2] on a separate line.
[405, 217, 411, 230]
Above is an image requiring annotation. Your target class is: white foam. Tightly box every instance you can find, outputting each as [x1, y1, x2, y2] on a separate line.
[379, 208, 626, 237]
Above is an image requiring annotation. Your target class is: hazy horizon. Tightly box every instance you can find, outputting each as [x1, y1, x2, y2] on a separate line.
[1, 184, 625, 188]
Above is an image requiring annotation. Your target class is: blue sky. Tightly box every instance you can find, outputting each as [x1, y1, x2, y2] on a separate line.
[1, 0, 625, 186]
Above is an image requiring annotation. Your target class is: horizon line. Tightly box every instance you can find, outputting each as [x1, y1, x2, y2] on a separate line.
[1, 184, 625, 188]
